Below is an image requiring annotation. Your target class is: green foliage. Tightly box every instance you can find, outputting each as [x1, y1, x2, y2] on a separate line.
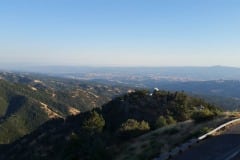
[104, 89, 222, 132]
[138, 121, 150, 130]
[166, 116, 177, 125]
[191, 109, 216, 123]
[0, 98, 49, 144]
[155, 116, 177, 128]
[155, 116, 167, 128]
[82, 111, 105, 134]
[0, 97, 8, 116]
[119, 119, 150, 139]
[120, 119, 150, 132]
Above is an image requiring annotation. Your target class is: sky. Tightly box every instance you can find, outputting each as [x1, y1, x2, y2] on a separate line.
[0, 0, 240, 67]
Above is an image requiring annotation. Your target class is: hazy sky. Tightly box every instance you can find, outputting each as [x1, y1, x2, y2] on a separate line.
[0, 0, 240, 67]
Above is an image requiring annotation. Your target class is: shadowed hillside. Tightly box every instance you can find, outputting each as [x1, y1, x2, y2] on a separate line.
[0, 72, 131, 144]
[0, 90, 222, 160]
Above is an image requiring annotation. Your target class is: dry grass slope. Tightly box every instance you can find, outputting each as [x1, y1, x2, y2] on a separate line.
[114, 113, 240, 160]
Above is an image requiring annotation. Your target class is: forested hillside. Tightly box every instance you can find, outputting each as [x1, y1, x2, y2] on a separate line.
[0, 72, 131, 143]
[150, 80, 240, 110]
[0, 90, 222, 160]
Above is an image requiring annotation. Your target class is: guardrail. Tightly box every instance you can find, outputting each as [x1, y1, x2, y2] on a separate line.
[154, 118, 240, 160]
[198, 118, 240, 140]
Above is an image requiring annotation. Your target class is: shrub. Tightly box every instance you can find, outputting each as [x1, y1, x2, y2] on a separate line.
[166, 116, 177, 125]
[82, 111, 105, 134]
[155, 116, 167, 128]
[155, 115, 177, 128]
[191, 109, 215, 123]
[119, 119, 150, 139]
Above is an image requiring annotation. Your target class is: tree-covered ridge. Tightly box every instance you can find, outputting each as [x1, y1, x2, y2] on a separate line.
[103, 90, 221, 131]
[0, 80, 50, 143]
[0, 89, 222, 160]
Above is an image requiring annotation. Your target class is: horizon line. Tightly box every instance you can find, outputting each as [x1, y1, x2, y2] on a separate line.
[0, 64, 240, 69]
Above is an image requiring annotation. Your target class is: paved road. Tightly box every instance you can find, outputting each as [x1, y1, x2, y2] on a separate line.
[173, 124, 240, 160]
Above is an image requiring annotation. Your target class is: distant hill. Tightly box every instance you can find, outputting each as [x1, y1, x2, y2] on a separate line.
[146, 80, 240, 110]
[0, 90, 222, 160]
[0, 72, 131, 144]
[6, 66, 240, 110]
[3, 66, 240, 111]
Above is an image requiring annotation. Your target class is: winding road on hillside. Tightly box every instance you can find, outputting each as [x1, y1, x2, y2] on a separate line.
[173, 123, 240, 160]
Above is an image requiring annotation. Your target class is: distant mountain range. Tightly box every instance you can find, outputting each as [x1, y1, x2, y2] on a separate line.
[2, 65, 240, 81]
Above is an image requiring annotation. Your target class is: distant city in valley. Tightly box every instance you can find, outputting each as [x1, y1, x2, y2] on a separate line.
[2, 65, 240, 81]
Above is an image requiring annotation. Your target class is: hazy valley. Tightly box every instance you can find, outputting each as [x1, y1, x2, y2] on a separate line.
[0, 68, 239, 159]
